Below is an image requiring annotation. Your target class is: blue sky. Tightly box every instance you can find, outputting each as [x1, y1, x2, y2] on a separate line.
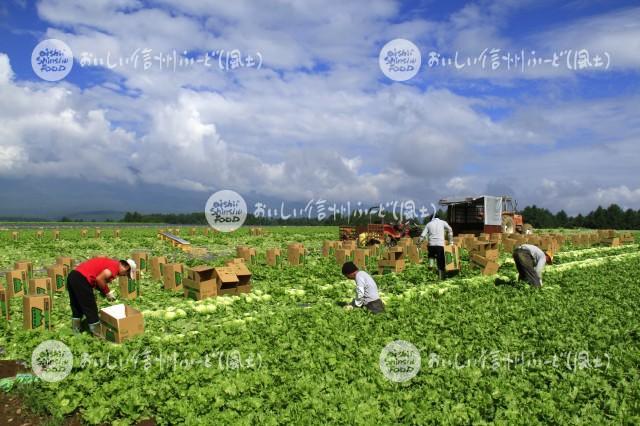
[0, 0, 639, 217]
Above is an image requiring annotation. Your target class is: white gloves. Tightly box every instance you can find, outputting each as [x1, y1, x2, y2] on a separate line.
[106, 291, 116, 302]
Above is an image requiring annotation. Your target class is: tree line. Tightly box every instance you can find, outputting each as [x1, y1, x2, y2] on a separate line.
[121, 203, 640, 229]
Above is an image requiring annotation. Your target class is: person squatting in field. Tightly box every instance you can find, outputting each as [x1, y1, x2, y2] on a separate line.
[341, 261, 385, 314]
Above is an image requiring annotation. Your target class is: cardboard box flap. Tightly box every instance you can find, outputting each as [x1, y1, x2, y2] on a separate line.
[188, 265, 216, 282]
[102, 304, 127, 319]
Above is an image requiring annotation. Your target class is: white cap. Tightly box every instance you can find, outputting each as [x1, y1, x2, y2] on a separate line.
[125, 259, 137, 279]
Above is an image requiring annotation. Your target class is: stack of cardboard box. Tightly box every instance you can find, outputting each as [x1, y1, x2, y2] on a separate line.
[378, 247, 405, 274]
[341, 240, 357, 251]
[226, 260, 252, 294]
[353, 248, 373, 270]
[288, 243, 306, 266]
[469, 241, 500, 276]
[539, 236, 560, 253]
[335, 248, 353, 265]
[619, 232, 635, 244]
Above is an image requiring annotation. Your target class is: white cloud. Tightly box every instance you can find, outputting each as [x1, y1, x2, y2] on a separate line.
[1, 2, 639, 215]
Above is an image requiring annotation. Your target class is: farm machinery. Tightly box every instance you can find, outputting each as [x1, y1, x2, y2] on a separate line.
[339, 207, 422, 246]
[439, 195, 532, 236]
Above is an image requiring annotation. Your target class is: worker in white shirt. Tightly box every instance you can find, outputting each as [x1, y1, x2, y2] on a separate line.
[512, 244, 553, 287]
[419, 216, 454, 280]
[341, 262, 385, 314]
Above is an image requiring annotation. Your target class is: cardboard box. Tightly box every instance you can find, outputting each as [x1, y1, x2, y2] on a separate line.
[118, 270, 141, 300]
[114, 229, 121, 238]
[322, 241, 339, 257]
[28, 277, 52, 296]
[6, 270, 27, 298]
[386, 247, 404, 261]
[131, 251, 149, 271]
[47, 264, 68, 292]
[81, 229, 88, 238]
[236, 246, 257, 264]
[182, 265, 218, 300]
[406, 245, 422, 264]
[335, 248, 353, 265]
[183, 281, 217, 300]
[353, 249, 371, 270]
[14, 260, 33, 279]
[99, 304, 144, 343]
[266, 248, 282, 267]
[0, 286, 9, 321]
[162, 263, 183, 291]
[150, 256, 167, 280]
[398, 237, 413, 247]
[470, 254, 500, 276]
[444, 245, 461, 272]
[187, 265, 217, 284]
[601, 237, 620, 247]
[53, 230, 60, 240]
[11, 231, 18, 241]
[94, 229, 102, 238]
[28, 278, 53, 308]
[287, 244, 306, 266]
[250, 227, 265, 236]
[341, 240, 357, 250]
[23, 295, 52, 330]
[36, 230, 43, 239]
[56, 256, 74, 270]
[226, 262, 252, 287]
[377, 259, 405, 274]
[215, 267, 239, 295]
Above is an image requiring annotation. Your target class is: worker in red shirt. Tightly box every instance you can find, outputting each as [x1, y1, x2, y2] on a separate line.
[67, 257, 136, 336]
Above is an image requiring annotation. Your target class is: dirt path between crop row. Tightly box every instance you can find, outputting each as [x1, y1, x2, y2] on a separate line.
[0, 391, 82, 426]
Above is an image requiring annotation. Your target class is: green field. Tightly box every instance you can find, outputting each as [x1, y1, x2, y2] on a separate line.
[1, 227, 639, 425]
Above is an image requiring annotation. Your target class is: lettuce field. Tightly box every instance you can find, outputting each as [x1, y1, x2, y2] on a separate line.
[1, 226, 639, 425]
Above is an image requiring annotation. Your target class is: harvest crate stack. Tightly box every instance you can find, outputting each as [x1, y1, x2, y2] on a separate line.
[378, 247, 405, 274]
[468, 240, 500, 276]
